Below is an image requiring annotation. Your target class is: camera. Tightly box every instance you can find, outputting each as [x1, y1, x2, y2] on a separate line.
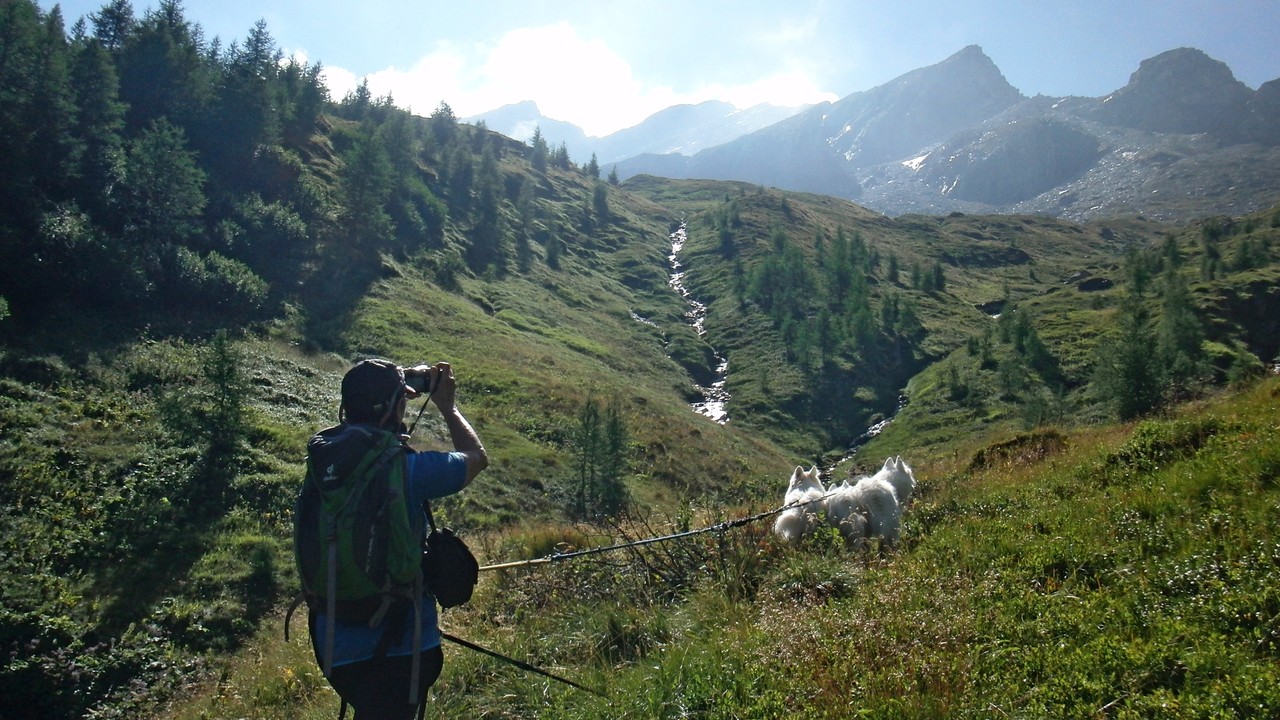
[404, 366, 432, 394]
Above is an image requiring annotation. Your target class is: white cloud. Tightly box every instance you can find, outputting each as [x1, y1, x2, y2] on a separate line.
[709, 71, 838, 110]
[307, 21, 836, 136]
[321, 65, 359, 102]
[469, 22, 685, 136]
[753, 14, 821, 46]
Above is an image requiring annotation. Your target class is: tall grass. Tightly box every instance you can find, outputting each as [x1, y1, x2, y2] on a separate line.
[163, 377, 1280, 718]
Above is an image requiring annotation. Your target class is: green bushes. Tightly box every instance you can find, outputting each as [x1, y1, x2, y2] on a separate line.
[0, 336, 309, 718]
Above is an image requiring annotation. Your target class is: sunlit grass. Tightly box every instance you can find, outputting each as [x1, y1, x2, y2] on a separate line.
[409, 378, 1279, 718]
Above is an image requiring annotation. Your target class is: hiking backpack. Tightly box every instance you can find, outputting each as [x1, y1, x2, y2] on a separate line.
[288, 424, 425, 681]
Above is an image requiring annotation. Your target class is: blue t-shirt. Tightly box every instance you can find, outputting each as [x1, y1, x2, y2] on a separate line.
[312, 445, 469, 666]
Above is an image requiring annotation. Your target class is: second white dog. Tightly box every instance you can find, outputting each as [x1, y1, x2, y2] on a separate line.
[824, 473, 901, 548]
[772, 465, 826, 542]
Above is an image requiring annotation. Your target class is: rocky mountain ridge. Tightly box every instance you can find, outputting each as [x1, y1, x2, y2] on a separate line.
[611, 46, 1280, 223]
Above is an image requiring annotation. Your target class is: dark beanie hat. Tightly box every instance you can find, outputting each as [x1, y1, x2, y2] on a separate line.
[340, 359, 404, 423]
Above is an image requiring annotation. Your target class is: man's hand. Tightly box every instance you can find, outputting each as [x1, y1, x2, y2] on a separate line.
[409, 361, 486, 486]
[425, 361, 457, 411]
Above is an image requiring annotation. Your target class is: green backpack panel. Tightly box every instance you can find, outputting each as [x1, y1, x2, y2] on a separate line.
[293, 424, 422, 620]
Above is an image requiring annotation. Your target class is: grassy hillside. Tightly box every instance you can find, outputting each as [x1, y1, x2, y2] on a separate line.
[146, 190, 1280, 719]
[0, 126, 814, 718]
[625, 178, 1280, 465]
[158, 370, 1280, 719]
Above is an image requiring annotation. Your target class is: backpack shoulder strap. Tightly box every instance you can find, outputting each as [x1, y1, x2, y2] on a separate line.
[424, 496, 438, 533]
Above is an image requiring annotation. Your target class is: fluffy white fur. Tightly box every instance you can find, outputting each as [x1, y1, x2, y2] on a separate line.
[772, 465, 826, 542]
[874, 455, 916, 505]
[824, 474, 901, 548]
[821, 479, 867, 542]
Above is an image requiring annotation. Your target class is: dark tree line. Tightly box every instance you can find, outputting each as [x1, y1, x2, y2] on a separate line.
[744, 222, 922, 371]
[0, 0, 610, 341]
[0, 0, 334, 331]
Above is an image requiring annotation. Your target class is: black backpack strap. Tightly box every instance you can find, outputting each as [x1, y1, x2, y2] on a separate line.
[283, 591, 307, 641]
[424, 496, 439, 533]
[323, 541, 338, 676]
[409, 584, 423, 704]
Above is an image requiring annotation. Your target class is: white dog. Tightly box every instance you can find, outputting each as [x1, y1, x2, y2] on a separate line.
[824, 473, 900, 548]
[773, 465, 826, 542]
[822, 478, 867, 542]
[874, 456, 916, 505]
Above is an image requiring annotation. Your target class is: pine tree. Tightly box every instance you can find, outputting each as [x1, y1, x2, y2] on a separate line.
[336, 127, 394, 252]
[89, 0, 134, 51]
[529, 126, 548, 173]
[571, 396, 602, 518]
[597, 400, 630, 516]
[278, 56, 327, 143]
[68, 35, 126, 220]
[1200, 223, 1222, 280]
[552, 141, 570, 169]
[591, 180, 608, 221]
[202, 329, 250, 456]
[546, 229, 563, 269]
[339, 78, 373, 120]
[467, 145, 505, 271]
[1092, 291, 1161, 419]
[515, 177, 535, 272]
[212, 19, 283, 182]
[428, 101, 458, 146]
[826, 227, 852, 305]
[118, 118, 207, 258]
[1156, 266, 1205, 397]
[117, 0, 213, 136]
[445, 141, 474, 215]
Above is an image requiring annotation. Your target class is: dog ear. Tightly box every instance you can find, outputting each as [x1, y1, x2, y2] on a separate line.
[883, 457, 894, 471]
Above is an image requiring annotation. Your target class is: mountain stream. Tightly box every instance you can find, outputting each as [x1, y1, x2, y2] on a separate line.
[654, 224, 907, 460]
[668, 223, 730, 424]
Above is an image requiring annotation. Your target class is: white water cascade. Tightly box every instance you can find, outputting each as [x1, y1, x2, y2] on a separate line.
[823, 394, 910, 478]
[668, 223, 730, 424]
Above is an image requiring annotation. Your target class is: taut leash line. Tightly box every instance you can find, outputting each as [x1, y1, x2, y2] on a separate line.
[477, 493, 836, 572]
[441, 632, 605, 696]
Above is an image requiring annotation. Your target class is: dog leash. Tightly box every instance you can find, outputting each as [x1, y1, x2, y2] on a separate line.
[441, 632, 605, 696]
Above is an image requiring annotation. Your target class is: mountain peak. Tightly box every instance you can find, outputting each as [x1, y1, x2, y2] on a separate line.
[815, 44, 1022, 167]
[1127, 47, 1242, 91]
[938, 45, 999, 72]
[950, 44, 989, 60]
[1096, 47, 1252, 135]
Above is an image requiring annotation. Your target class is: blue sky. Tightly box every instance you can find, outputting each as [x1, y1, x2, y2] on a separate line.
[42, 0, 1280, 137]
